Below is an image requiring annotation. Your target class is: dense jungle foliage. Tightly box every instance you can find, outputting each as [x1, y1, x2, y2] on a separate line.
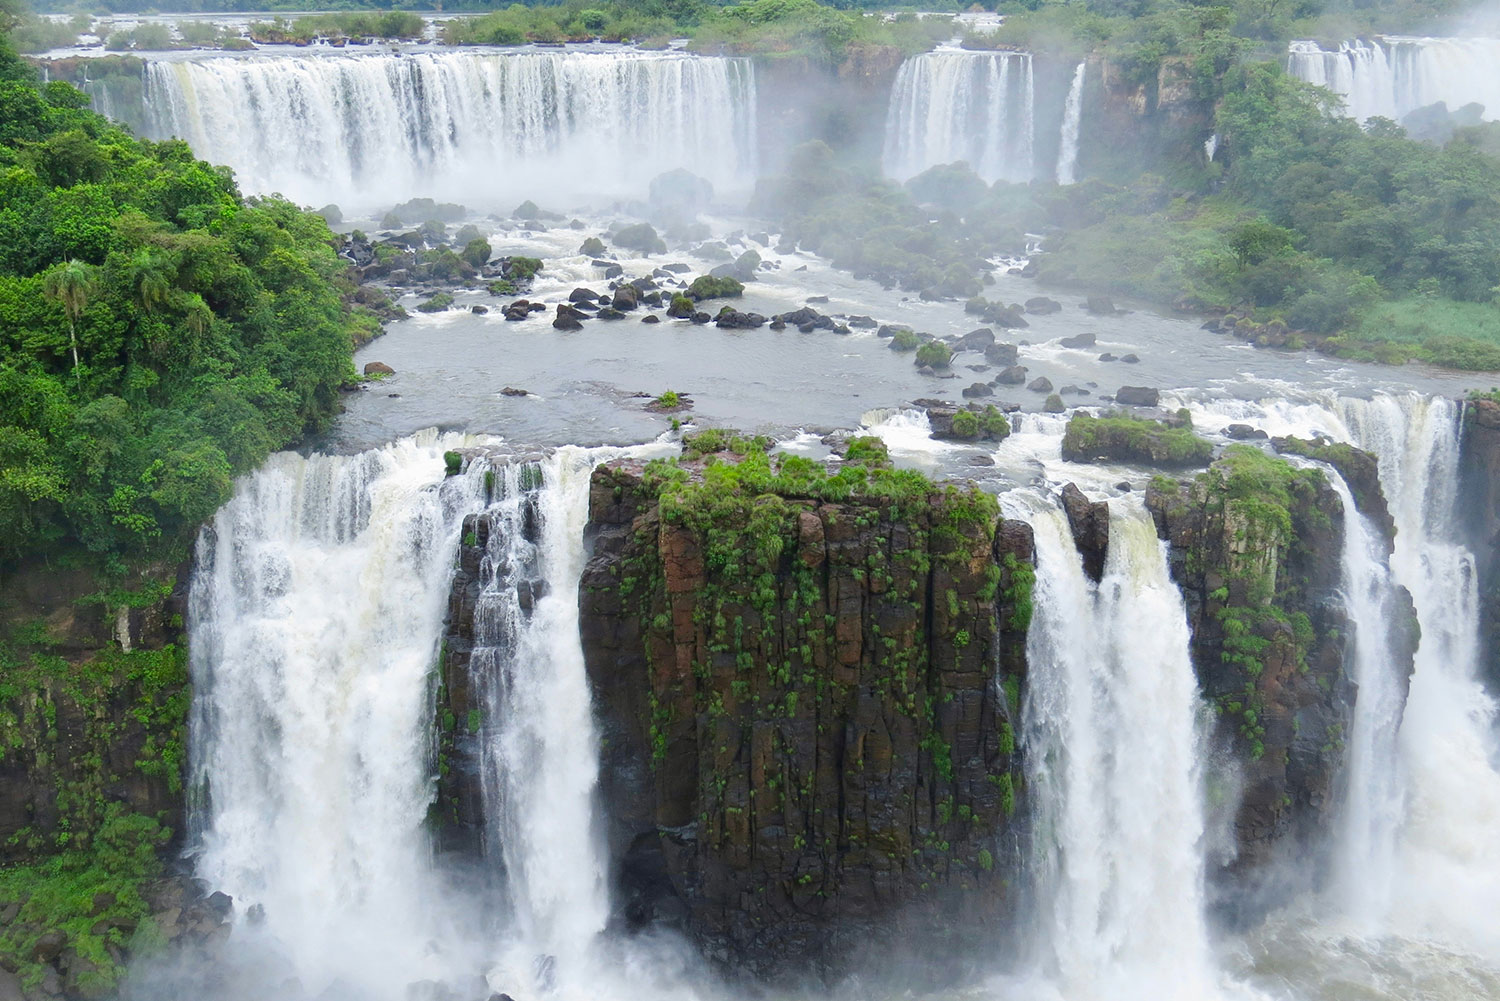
[0, 12, 366, 576]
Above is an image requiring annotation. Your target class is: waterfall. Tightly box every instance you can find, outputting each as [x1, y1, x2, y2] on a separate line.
[1180, 391, 1500, 958]
[467, 448, 628, 990]
[187, 432, 489, 997]
[1338, 395, 1500, 957]
[1055, 61, 1086, 185]
[1287, 37, 1500, 123]
[105, 49, 757, 210]
[1321, 474, 1405, 922]
[882, 48, 1036, 184]
[1023, 497, 1236, 1000]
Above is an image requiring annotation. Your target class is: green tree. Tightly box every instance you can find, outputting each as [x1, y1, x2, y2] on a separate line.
[41, 258, 97, 373]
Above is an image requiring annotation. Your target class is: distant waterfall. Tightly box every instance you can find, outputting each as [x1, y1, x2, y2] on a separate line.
[1287, 37, 1500, 123]
[1055, 61, 1086, 185]
[882, 48, 1035, 184]
[100, 49, 757, 210]
[1023, 498, 1236, 999]
[187, 433, 488, 998]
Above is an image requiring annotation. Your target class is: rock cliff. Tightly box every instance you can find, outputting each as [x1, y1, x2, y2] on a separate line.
[575, 446, 1033, 976]
[1146, 446, 1415, 920]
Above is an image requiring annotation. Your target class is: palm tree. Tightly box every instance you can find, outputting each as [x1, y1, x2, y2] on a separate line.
[126, 249, 173, 314]
[42, 259, 98, 374]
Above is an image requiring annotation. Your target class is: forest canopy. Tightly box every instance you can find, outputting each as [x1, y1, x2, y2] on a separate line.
[0, 22, 366, 575]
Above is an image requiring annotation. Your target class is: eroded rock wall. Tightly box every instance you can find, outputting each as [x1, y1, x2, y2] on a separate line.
[578, 459, 1033, 975]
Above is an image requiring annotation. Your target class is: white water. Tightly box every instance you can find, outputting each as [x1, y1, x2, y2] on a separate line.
[1183, 392, 1500, 961]
[1287, 37, 1500, 123]
[883, 48, 1036, 184]
[1023, 496, 1236, 1001]
[471, 448, 634, 991]
[1055, 62, 1086, 185]
[109, 48, 757, 210]
[187, 432, 489, 997]
[1322, 474, 1405, 922]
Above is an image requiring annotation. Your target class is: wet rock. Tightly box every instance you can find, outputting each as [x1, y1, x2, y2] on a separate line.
[1224, 424, 1268, 440]
[1085, 296, 1117, 315]
[641, 314, 661, 324]
[1059, 385, 1089, 396]
[806, 295, 830, 304]
[1098, 352, 1117, 362]
[959, 327, 996, 350]
[612, 286, 639, 311]
[714, 309, 767, 329]
[1044, 393, 1065, 413]
[962, 382, 994, 398]
[994, 365, 1028, 385]
[1026, 376, 1054, 393]
[1025, 296, 1062, 314]
[1114, 386, 1160, 407]
[596, 306, 627, 320]
[1059, 332, 1096, 349]
[877, 324, 910, 339]
[30, 931, 65, 963]
[570, 287, 601, 303]
[1061, 483, 1110, 583]
[968, 454, 996, 466]
[363, 362, 395, 376]
[661, 262, 693, 274]
[847, 315, 877, 328]
[985, 342, 1019, 366]
[1115, 481, 1132, 491]
[501, 387, 529, 396]
[470, 304, 488, 315]
[553, 310, 583, 331]
[1121, 353, 1141, 363]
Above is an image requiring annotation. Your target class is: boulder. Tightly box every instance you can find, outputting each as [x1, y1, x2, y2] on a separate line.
[612, 286, 639, 311]
[962, 382, 994, 398]
[1225, 424, 1268, 440]
[1085, 296, 1117, 315]
[1121, 353, 1140, 364]
[1115, 386, 1160, 407]
[1059, 332, 1096, 349]
[1025, 297, 1062, 314]
[553, 306, 584, 331]
[959, 327, 995, 350]
[1061, 483, 1110, 583]
[847, 315, 877, 328]
[1027, 377, 1053, 393]
[569, 288, 601, 303]
[363, 362, 395, 376]
[985, 343, 1019, 367]
[994, 365, 1028, 385]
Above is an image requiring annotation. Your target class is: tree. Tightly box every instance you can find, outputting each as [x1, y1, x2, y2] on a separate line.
[42, 258, 97, 373]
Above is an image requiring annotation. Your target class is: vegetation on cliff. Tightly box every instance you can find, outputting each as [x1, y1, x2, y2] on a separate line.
[0, 30, 367, 577]
[1062, 412, 1214, 467]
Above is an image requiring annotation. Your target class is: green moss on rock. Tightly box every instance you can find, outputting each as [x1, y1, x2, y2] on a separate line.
[1061, 412, 1213, 468]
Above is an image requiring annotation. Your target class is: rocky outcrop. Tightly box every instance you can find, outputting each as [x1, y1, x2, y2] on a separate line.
[1461, 397, 1500, 690]
[1061, 483, 1109, 583]
[578, 455, 1033, 977]
[1145, 447, 1416, 921]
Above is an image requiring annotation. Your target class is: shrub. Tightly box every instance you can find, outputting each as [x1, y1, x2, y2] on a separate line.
[915, 341, 953, 368]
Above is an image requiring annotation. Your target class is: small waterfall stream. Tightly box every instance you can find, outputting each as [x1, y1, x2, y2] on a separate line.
[1055, 62, 1087, 185]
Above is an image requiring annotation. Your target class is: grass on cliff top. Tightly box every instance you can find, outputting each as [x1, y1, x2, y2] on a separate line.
[1202, 444, 1325, 539]
[644, 441, 998, 528]
[1061, 412, 1214, 467]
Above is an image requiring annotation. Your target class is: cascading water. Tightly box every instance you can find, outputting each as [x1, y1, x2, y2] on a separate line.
[1321, 474, 1405, 922]
[466, 448, 639, 991]
[882, 48, 1035, 184]
[1022, 496, 1239, 1000]
[1183, 391, 1500, 961]
[1287, 37, 1500, 123]
[1055, 61, 1086, 185]
[186, 432, 489, 998]
[97, 49, 757, 209]
[1338, 395, 1500, 957]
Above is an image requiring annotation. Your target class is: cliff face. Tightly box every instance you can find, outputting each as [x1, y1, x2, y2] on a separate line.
[577, 456, 1033, 975]
[1146, 447, 1415, 917]
[0, 565, 189, 862]
[1461, 398, 1500, 689]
